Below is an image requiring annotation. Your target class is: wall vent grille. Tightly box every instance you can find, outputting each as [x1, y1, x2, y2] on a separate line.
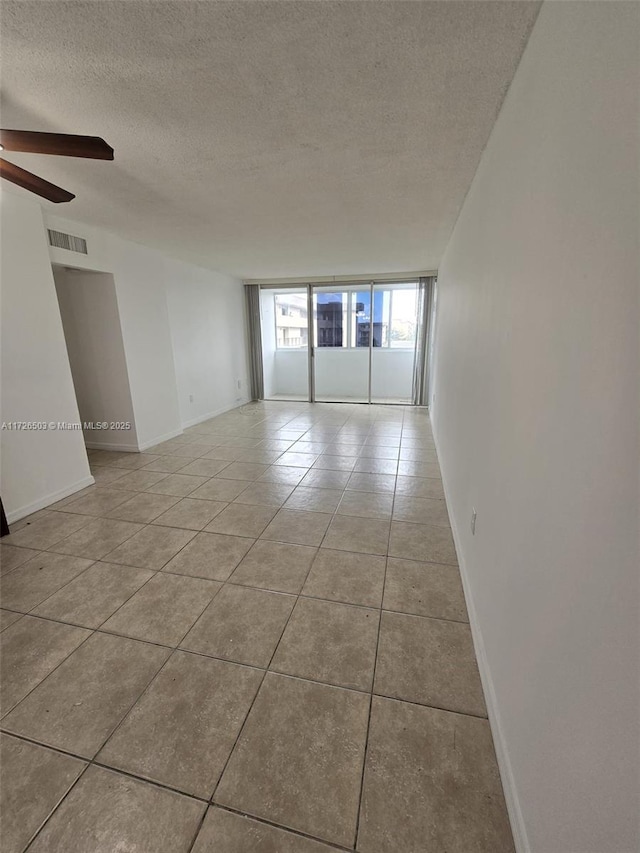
[47, 229, 88, 254]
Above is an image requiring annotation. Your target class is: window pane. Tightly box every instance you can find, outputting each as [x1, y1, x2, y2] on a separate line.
[354, 290, 389, 347]
[315, 292, 347, 347]
[275, 294, 308, 348]
[389, 288, 417, 348]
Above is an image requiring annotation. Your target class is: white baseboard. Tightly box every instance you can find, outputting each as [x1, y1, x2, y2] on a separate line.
[136, 426, 185, 452]
[181, 397, 251, 429]
[431, 421, 530, 853]
[5, 474, 96, 524]
[84, 440, 141, 452]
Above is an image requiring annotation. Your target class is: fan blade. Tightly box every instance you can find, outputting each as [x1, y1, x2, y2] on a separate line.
[0, 129, 113, 160]
[0, 159, 75, 203]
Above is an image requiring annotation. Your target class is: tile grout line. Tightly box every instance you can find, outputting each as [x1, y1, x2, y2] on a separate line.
[352, 408, 404, 850]
[207, 507, 325, 809]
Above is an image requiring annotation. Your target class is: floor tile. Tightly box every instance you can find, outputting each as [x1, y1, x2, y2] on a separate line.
[33, 562, 154, 628]
[101, 572, 220, 646]
[3, 632, 170, 756]
[259, 465, 307, 485]
[289, 441, 328, 455]
[99, 651, 262, 798]
[222, 436, 264, 449]
[275, 451, 318, 468]
[190, 477, 250, 501]
[162, 442, 212, 458]
[346, 472, 396, 493]
[259, 438, 296, 452]
[106, 492, 180, 523]
[216, 461, 271, 481]
[0, 616, 90, 715]
[0, 552, 93, 611]
[153, 497, 228, 530]
[8, 508, 50, 532]
[357, 697, 514, 853]
[261, 509, 332, 546]
[399, 446, 438, 463]
[141, 455, 191, 473]
[353, 457, 398, 475]
[90, 466, 130, 486]
[271, 597, 379, 691]
[0, 733, 86, 853]
[215, 672, 369, 847]
[205, 502, 278, 538]
[182, 584, 295, 667]
[231, 539, 317, 593]
[393, 495, 451, 526]
[0, 544, 41, 575]
[302, 549, 386, 608]
[28, 765, 205, 853]
[337, 490, 393, 519]
[51, 487, 98, 509]
[383, 558, 468, 621]
[394, 475, 445, 500]
[61, 487, 137, 516]
[0, 610, 22, 632]
[109, 452, 162, 470]
[398, 459, 442, 478]
[359, 445, 399, 459]
[283, 486, 343, 513]
[388, 521, 457, 564]
[109, 469, 170, 491]
[322, 515, 390, 556]
[203, 446, 243, 462]
[235, 448, 283, 464]
[192, 807, 336, 853]
[374, 611, 486, 716]
[145, 473, 210, 497]
[311, 454, 357, 471]
[163, 531, 254, 581]
[299, 468, 351, 490]
[50, 518, 144, 560]
[103, 524, 196, 569]
[234, 482, 295, 507]
[4, 511, 91, 550]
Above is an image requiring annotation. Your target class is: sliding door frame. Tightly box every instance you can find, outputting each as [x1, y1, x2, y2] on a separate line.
[257, 277, 432, 406]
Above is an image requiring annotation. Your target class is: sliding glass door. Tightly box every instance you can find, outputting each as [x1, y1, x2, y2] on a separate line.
[259, 287, 309, 401]
[312, 285, 369, 403]
[257, 278, 430, 405]
[370, 281, 419, 404]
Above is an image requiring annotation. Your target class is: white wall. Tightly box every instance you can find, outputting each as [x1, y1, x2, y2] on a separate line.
[53, 267, 138, 450]
[165, 258, 250, 426]
[0, 193, 251, 521]
[0, 192, 93, 521]
[46, 214, 183, 450]
[431, 4, 639, 853]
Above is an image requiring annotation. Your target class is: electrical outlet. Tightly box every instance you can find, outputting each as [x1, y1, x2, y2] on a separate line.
[236, 379, 242, 390]
[189, 394, 194, 403]
[471, 508, 477, 535]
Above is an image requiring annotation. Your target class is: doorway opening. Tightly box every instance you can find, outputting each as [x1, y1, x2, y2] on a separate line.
[52, 265, 138, 452]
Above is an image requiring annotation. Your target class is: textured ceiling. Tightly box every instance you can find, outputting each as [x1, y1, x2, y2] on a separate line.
[1, 1, 540, 278]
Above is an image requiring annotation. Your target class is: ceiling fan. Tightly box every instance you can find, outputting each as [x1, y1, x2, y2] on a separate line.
[0, 129, 114, 203]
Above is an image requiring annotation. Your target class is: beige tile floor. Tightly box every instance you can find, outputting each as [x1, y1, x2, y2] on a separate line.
[0, 402, 514, 852]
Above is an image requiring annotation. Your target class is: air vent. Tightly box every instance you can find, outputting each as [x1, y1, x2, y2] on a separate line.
[47, 229, 88, 254]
